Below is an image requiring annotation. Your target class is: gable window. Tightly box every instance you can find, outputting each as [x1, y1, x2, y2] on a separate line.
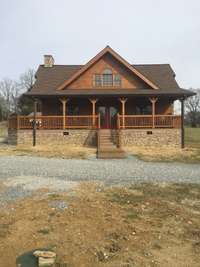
[94, 74, 102, 86]
[93, 68, 121, 87]
[114, 74, 121, 87]
[102, 68, 113, 86]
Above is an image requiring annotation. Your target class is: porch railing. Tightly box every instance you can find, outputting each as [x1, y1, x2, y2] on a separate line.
[117, 115, 181, 129]
[8, 114, 181, 130]
[8, 115, 100, 130]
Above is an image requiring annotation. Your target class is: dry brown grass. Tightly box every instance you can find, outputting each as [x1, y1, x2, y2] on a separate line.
[125, 145, 200, 163]
[1, 182, 200, 267]
[0, 144, 96, 159]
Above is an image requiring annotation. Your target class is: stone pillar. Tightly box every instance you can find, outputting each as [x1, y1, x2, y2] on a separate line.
[149, 97, 158, 128]
[119, 98, 127, 129]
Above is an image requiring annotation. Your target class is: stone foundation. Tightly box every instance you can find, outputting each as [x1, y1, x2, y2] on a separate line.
[8, 129, 97, 146]
[120, 129, 181, 147]
[8, 128, 181, 148]
[8, 129, 18, 145]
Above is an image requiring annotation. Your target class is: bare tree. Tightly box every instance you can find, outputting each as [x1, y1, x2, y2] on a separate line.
[0, 96, 7, 121]
[185, 89, 200, 127]
[0, 69, 36, 118]
[18, 69, 35, 92]
[17, 69, 35, 115]
[0, 78, 19, 118]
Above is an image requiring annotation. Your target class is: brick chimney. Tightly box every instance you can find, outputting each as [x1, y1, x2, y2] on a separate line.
[44, 55, 54, 67]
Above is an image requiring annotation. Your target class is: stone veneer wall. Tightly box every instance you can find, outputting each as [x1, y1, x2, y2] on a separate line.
[8, 129, 18, 145]
[8, 129, 97, 146]
[8, 129, 181, 148]
[120, 129, 181, 147]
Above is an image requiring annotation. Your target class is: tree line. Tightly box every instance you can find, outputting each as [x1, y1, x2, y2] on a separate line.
[0, 69, 35, 120]
[185, 89, 200, 127]
[0, 70, 200, 127]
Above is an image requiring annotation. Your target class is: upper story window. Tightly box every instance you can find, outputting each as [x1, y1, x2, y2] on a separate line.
[94, 74, 102, 86]
[102, 68, 113, 86]
[114, 74, 121, 87]
[93, 68, 121, 87]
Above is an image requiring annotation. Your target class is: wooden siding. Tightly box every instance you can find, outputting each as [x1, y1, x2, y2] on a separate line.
[67, 54, 152, 90]
[41, 97, 173, 116]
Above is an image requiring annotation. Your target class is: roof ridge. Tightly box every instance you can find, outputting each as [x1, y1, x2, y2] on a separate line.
[133, 63, 171, 66]
[40, 64, 83, 67]
[40, 63, 171, 67]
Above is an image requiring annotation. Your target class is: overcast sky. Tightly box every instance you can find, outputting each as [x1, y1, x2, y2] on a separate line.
[0, 0, 199, 88]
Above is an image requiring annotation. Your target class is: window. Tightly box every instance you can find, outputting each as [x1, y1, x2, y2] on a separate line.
[93, 69, 121, 87]
[94, 74, 102, 86]
[114, 74, 121, 87]
[102, 68, 113, 86]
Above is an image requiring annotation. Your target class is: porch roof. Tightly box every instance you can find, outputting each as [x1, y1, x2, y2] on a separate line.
[25, 88, 194, 98]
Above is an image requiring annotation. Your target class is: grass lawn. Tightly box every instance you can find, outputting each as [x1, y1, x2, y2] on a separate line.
[0, 144, 96, 159]
[185, 127, 200, 149]
[1, 182, 200, 266]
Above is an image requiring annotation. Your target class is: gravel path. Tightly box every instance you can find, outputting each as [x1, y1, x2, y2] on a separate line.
[0, 155, 200, 204]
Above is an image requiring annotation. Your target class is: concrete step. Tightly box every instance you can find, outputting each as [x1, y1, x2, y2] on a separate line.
[99, 140, 115, 144]
[100, 147, 117, 151]
[99, 137, 112, 141]
[97, 151, 126, 159]
[100, 145, 116, 149]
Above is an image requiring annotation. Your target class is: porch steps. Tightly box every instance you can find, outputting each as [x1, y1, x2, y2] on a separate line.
[97, 129, 126, 159]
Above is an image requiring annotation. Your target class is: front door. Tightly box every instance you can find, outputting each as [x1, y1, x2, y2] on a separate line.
[98, 106, 118, 129]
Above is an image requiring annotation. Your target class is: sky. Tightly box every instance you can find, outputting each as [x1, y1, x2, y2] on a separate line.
[0, 0, 199, 88]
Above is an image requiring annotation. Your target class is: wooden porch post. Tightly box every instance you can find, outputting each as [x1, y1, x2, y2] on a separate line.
[59, 98, 68, 130]
[149, 97, 158, 128]
[119, 98, 127, 129]
[89, 98, 98, 127]
[180, 97, 185, 149]
[33, 98, 37, 146]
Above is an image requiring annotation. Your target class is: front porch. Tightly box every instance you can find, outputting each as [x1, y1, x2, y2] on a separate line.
[8, 96, 182, 130]
[8, 96, 184, 151]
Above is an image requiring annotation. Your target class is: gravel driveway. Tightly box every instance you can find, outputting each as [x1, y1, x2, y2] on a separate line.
[0, 155, 200, 204]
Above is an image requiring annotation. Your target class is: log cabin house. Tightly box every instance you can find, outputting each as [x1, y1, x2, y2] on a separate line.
[8, 46, 194, 158]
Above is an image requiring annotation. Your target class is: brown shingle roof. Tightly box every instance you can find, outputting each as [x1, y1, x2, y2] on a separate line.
[26, 64, 193, 97]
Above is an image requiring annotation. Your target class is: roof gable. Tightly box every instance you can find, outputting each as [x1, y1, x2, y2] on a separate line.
[57, 46, 159, 90]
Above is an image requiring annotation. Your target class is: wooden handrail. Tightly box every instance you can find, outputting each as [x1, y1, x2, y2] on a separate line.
[118, 114, 181, 118]
[9, 115, 99, 130]
[17, 115, 98, 118]
[118, 115, 181, 129]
